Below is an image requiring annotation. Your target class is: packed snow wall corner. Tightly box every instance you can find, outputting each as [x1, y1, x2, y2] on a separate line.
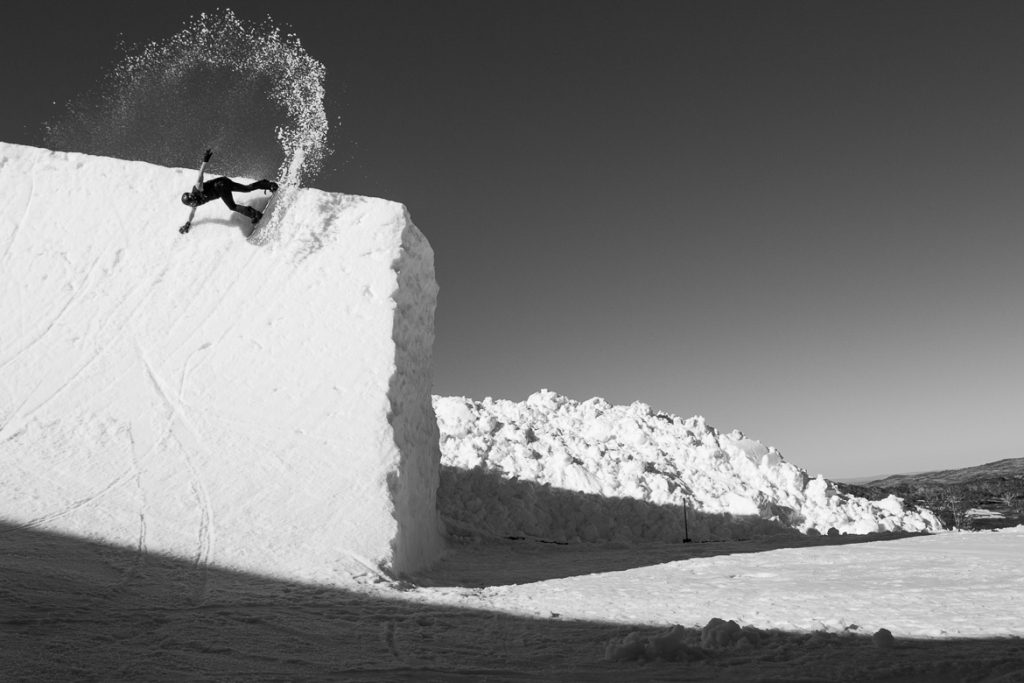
[0, 142, 443, 581]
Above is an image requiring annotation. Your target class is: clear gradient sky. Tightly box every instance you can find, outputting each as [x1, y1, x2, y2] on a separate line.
[3, 1, 1022, 479]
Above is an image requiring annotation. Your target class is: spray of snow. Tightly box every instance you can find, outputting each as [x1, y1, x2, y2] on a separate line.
[44, 9, 328, 243]
[434, 390, 942, 542]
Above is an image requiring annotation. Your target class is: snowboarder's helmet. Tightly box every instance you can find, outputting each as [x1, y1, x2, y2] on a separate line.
[181, 192, 196, 206]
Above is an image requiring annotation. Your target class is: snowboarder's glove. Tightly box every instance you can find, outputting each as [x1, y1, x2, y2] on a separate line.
[203, 149, 213, 163]
[179, 222, 191, 235]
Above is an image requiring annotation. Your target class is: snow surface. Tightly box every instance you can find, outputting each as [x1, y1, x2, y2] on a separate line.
[435, 391, 942, 542]
[0, 143, 442, 579]
[3, 523, 1023, 681]
[3, 144, 1021, 681]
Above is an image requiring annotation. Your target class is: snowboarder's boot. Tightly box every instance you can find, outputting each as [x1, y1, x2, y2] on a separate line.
[236, 205, 262, 224]
[268, 181, 279, 192]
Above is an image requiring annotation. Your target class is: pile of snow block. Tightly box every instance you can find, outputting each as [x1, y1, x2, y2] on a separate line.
[435, 391, 942, 542]
[0, 143, 443, 582]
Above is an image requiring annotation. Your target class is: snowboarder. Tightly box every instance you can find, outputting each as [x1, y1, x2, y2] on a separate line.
[179, 149, 278, 234]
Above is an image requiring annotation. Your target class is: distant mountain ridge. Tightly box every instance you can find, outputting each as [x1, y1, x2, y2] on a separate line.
[865, 457, 1024, 488]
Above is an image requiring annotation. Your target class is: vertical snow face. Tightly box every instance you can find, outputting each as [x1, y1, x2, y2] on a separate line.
[0, 142, 442, 582]
[385, 207, 445, 573]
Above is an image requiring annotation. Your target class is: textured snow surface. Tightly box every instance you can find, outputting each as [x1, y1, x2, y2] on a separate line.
[435, 391, 942, 541]
[431, 528, 1024, 640]
[0, 142, 442, 579]
[4, 524, 1023, 681]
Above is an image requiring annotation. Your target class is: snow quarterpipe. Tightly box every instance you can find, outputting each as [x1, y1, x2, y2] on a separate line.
[0, 142, 443, 582]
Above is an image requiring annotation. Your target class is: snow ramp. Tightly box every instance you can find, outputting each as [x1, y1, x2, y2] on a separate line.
[0, 142, 443, 581]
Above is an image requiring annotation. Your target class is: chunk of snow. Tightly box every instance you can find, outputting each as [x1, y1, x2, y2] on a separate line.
[434, 392, 942, 542]
[0, 143, 443, 580]
[872, 628, 896, 648]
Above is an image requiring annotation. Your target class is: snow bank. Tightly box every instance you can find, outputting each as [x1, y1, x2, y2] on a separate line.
[435, 391, 941, 541]
[0, 142, 442, 580]
[604, 619, 899, 663]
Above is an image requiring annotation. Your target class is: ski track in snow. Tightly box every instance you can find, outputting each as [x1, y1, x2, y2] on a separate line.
[177, 342, 213, 401]
[126, 424, 150, 563]
[1, 467, 140, 534]
[0, 344, 105, 443]
[140, 348, 215, 602]
[0, 274, 152, 444]
[0, 254, 103, 373]
[0, 170, 32, 267]
[169, 245, 260, 349]
[171, 237, 297, 402]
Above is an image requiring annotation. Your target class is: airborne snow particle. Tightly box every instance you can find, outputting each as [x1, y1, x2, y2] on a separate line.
[46, 9, 328, 204]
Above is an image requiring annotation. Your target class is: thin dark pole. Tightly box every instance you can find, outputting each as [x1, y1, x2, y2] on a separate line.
[683, 500, 692, 543]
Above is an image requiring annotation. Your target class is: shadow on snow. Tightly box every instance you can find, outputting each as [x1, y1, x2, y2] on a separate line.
[430, 464, 928, 587]
[0, 523, 1020, 682]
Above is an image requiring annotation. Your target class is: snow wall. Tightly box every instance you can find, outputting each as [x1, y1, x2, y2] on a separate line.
[435, 391, 943, 542]
[0, 142, 443, 581]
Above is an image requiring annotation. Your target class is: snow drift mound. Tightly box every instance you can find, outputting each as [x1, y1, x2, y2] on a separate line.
[435, 391, 942, 542]
[0, 142, 442, 581]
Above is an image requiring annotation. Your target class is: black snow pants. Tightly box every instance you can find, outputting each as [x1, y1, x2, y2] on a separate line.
[204, 177, 275, 221]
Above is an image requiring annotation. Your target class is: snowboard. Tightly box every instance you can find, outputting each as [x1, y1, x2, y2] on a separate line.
[249, 182, 282, 231]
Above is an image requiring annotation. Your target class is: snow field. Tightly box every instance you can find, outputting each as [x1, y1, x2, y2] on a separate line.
[435, 390, 942, 543]
[405, 527, 1024, 679]
[3, 522, 1022, 681]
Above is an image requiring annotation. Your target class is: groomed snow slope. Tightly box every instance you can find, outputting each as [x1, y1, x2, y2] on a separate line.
[0, 142, 443, 580]
[435, 391, 942, 541]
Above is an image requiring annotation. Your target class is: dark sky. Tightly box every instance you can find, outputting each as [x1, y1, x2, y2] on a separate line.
[4, 1, 1023, 478]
